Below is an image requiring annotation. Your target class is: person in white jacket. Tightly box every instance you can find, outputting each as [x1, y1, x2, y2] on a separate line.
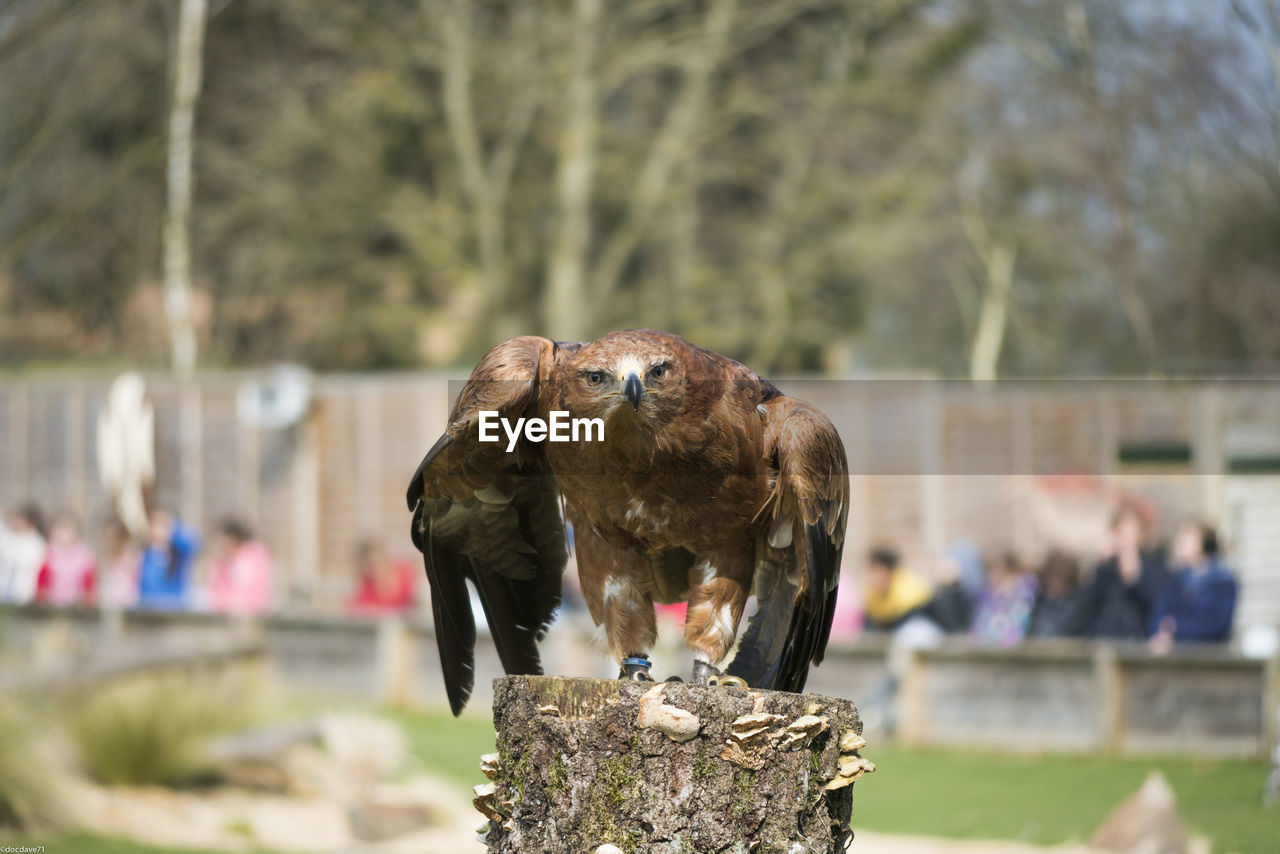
[0, 504, 47, 604]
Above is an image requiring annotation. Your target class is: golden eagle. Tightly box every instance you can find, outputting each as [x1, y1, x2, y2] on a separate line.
[407, 330, 848, 714]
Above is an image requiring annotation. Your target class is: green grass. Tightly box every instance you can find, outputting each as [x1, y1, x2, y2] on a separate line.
[392, 709, 1278, 853]
[386, 707, 497, 785]
[851, 744, 1277, 854]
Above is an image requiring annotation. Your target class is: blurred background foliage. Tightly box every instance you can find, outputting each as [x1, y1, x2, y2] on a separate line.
[0, 699, 66, 831]
[71, 672, 263, 786]
[1, 0, 1279, 376]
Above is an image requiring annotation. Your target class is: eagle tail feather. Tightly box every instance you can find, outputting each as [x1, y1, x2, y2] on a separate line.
[791, 519, 842, 684]
[728, 518, 842, 693]
[725, 570, 792, 688]
[422, 512, 478, 717]
[469, 565, 548, 677]
[814, 588, 839, 667]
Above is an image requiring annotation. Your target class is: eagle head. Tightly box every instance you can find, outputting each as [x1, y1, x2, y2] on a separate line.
[563, 330, 684, 428]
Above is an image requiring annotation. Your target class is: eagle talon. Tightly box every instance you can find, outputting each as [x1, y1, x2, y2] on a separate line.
[691, 660, 721, 686]
[621, 656, 653, 682]
[719, 675, 749, 689]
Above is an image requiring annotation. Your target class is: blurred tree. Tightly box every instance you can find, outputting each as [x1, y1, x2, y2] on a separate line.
[162, 0, 208, 377]
[1229, 0, 1280, 177]
[0, 0, 168, 361]
[851, 0, 1278, 376]
[1, 0, 1278, 375]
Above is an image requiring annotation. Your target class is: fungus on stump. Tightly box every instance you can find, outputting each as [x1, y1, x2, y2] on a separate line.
[476, 675, 872, 854]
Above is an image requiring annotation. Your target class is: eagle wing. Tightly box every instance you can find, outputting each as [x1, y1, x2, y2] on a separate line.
[728, 395, 848, 693]
[406, 336, 576, 715]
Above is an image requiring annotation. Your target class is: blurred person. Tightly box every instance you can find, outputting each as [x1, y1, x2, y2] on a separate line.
[137, 509, 202, 609]
[348, 538, 416, 615]
[0, 503, 47, 604]
[971, 551, 1037, 647]
[921, 542, 982, 634]
[35, 512, 97, 606]
[1149, 520, 1237, 651]
[1082, 502, 1168, 640]
[99, 517, 141, 609]
[1027, 549, 1089, 638]
[862, 547, 947, 737]
[207, 518, 273, 614]
[863, 547, 934, 632]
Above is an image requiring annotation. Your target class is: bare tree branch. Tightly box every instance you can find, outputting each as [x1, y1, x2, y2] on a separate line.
[959, 195, 1017, 383]
[544, 0, 602, 340]
[4, 139, 164, 261]
[590, 0, 737, 319]
[437, 0, 504, 320]
[1064, 0, 1158, 369]
[0, 0, 86, 68]
[749, 22, 852, 368]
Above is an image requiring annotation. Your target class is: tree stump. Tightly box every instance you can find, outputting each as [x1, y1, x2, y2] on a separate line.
[474, 675, 872, 854]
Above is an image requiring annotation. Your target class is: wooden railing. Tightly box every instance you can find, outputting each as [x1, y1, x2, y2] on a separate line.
[3, 604, 1275, 758]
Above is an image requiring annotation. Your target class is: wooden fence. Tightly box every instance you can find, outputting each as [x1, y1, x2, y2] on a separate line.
[1, 375, 1278, 624]
[4, 604, 1275, 759]
[894, 641, 1278, 758]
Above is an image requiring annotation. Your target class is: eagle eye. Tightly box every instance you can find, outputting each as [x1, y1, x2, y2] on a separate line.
[584, 371, 605, 386]
[648, 364, 668, 381]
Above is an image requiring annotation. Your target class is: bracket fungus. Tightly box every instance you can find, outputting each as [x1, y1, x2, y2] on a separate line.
[826, 756, 876, 790]
[777, 714, 830, 750]
[729, 712, 786, 743]
[635, 683, 702, 743]
[480, 753, 501, 780]
[839, 731, 867, 753]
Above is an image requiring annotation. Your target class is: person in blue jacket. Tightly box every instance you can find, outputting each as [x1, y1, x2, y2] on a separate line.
[137, 509, 202, 609]
[1149, 519, 1237, 650]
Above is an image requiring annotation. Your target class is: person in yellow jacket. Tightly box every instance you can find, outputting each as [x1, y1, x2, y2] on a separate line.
[863, 547, 934, 630]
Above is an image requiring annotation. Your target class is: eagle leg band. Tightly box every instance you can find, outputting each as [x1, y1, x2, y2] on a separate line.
[620, 656, 653, 681]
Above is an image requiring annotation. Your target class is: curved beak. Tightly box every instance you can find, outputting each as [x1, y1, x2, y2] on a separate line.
[622, 372, 644, 410]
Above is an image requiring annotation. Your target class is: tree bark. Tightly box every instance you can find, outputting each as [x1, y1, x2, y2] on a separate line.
[958, 182, 1017, 384]
[477, 675, 870, 854]
[967, 240, 1015, 383]
[163, 0, 207, 378]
